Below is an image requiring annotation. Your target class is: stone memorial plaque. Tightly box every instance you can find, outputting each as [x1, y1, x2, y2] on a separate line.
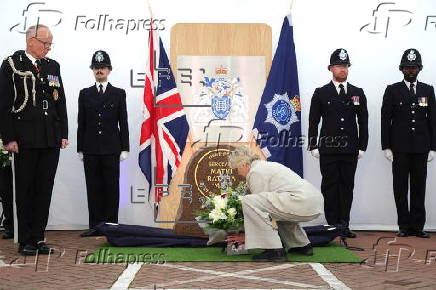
[174, 145, 246, 236]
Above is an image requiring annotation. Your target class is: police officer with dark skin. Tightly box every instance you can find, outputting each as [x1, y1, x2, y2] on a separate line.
[77, 50, 129, 237]
[381, 49, 436, 238]
[0, 24, 68, 255]
[308, 49, 368, 238]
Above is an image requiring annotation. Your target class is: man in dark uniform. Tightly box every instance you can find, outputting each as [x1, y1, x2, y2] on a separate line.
[381, 48, 435, 238]
[77, 50, 129, 237]
[0, 24, 68, 255]
[308, 48, 369, 238]
[0, 147, 13, 239]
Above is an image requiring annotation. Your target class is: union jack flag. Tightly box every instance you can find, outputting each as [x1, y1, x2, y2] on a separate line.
[139, 27, 189, 205]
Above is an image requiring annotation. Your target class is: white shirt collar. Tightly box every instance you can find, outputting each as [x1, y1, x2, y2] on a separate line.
[25, 51, 37, 65]
[404, 79, 417, 90]
[332, 80, 348, 94]
[95, 81, 108, 93]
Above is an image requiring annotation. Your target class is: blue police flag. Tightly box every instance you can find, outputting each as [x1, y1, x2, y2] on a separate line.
[252, 15, 303, 177]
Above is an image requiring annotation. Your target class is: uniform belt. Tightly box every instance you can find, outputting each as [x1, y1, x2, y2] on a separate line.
[43, 100, 48, 110]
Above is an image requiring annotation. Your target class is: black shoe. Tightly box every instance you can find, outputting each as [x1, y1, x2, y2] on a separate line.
[18, 244, 38, 256]
[252, 248, 287, 262]
[36, 242, 54, 254]
[414, 231, 430, 238]
[80, 229, 102, 237]
[2, 231, 13, 239]
[396, 230, 408, 237]
[342, 228, 357, 238]
[288, 244, 313, 256]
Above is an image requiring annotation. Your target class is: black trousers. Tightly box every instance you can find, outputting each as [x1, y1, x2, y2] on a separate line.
[14, 148, 60, 245]
[319, 154, 358, 227]
[83, 154, 120, 229]
[0, 165, 13, 233]
[392, 152, 428, 232]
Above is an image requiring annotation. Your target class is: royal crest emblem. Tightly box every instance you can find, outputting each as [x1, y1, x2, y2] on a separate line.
[407, 50, 416, 61]
[195, 66, 247, 122]
[95, 51, 104, 62]
[339, 49, 347, 61]
[265, 93, 300, 133]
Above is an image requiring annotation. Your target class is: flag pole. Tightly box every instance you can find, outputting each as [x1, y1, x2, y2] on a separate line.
[145, 0, 157, 214]
[146, 0, 153, 17]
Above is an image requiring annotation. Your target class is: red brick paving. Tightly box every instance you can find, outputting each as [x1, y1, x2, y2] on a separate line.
[0, 230, 435, 289]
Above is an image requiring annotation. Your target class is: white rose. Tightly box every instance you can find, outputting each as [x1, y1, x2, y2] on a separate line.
[209, 208, 227, 222]
[213, 195, 227, 210]
[227, 208, 237, 217]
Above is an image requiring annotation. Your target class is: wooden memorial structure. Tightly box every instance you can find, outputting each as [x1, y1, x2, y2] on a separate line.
[157, 23, 272, 236]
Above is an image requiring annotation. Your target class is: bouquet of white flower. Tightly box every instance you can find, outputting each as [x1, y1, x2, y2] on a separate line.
[197, 181, 247, 232]
[0, 139, 12, 168]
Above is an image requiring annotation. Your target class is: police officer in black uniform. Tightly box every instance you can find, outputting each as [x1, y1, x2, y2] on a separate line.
[381, 49, 435, 238]
[0, 24, 68, 255]
[77, 50, 129, 237]
[308, 49, 369, 238]
[0, 148, 13, 239]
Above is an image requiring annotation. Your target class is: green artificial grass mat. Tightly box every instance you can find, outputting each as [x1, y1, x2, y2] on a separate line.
[85, 242, 363, 263]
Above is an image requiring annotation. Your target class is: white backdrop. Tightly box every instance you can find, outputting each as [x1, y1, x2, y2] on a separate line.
[0, 0, 434, 230]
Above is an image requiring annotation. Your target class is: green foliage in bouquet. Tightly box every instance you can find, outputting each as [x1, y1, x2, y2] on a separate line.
[197, 181, 247, 232]
[0, 139, 11, 168]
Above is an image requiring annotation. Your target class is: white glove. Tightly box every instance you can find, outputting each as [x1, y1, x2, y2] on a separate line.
[428, 151, 435, 162]
[310, 149, 320, 159]
[384, 149, 393, 162]
[78, 152, 83, 161]
[120, 151, 129, 161]
[358, 150, 365, 159]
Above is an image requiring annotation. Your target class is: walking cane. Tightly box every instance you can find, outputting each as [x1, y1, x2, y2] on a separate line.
[11, 152, 18, 243]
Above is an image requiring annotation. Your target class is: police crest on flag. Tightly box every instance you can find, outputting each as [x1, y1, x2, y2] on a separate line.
[264, 92, 300, 134]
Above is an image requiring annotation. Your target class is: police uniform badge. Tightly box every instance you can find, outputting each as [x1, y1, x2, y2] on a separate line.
[339, 49, 348, 61]
[95, 51, 104, 62]
[407, 50, 416, 62]
[351, 96, 360, 105]
[419, 97, 428, 107]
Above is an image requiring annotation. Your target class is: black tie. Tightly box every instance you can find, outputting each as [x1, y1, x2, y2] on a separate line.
[338, 83, 346, 98]
[409, 83, 416, 98]
[98, 84, 104, 95]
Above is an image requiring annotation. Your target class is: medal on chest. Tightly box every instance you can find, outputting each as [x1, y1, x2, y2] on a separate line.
[418, 97, 428, 107]
[351, 96, 360, 105]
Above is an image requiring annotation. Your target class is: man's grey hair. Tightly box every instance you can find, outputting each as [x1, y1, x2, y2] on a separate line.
[228, 146, 260, 169]
[26, 24, 49, 39]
